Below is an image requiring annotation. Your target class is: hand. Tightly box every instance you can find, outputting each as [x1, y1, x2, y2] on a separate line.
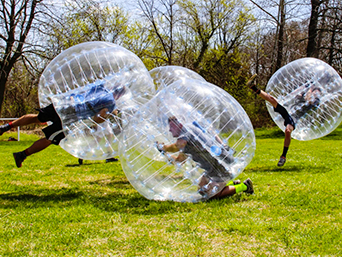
[155, 141, 165, 153]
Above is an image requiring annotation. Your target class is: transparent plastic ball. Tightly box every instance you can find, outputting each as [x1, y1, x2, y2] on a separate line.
[119, 78, 256, 202]
[266, 57, 342, 140]
[38, 42, 155, 159]
[149, 65, 205, 91]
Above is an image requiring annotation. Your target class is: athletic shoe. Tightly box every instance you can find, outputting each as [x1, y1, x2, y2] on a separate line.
[78, 158, 83, 165]
[246, 74, 258, 88]
[0, 124, 11, 136]
[106, 158, 118, 163]
[243, 178, 254, 194]
[277, 156, 286, 167]
[13, 152, 26, 168]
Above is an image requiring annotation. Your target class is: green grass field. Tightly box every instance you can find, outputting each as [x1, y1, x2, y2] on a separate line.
[0, 127, 341, 256]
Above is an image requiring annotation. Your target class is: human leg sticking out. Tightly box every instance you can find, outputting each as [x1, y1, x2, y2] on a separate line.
[247, 74, 295, 166]
[210, 178, 254, 199]
[3, 105, 65, 168]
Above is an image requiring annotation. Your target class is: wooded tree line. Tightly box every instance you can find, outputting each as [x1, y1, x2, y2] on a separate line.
[1, 0, 341, 127]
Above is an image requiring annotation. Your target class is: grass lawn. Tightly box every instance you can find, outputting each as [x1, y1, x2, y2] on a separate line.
[0, 127, 341, 256]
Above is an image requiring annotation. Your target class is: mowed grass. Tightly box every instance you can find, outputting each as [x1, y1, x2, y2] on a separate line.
[0, 127, 341, 256]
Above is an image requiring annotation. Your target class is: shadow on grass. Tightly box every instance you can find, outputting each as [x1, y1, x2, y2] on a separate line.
[65, 161, 120, 168]
[88, 191, 243, 215]
[0, 190, 199, 215]
[249, 166, 302, 172]
[248, 165, 329, 173]
[0, 190, 83, 204]
[0, 181, 244, 215]
[65, 162, 110, 167]
[89, 178, 131, 186]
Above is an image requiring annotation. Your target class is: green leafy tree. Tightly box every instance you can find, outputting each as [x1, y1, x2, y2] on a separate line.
[137, 0, 181, 65]
[49, 0, 129, 50]
[3, 61, 39, 118]
[179, 0, 243, 69]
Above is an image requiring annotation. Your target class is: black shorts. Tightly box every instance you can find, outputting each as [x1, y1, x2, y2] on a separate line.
[36, 104, 65, 145]
[274, 104, 296, 130]
[284, 114, 296, 129]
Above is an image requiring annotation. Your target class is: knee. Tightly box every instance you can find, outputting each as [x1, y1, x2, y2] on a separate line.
[99, 108, 109, 117]
[268, 95, 278, 108]
[285, 125, 294, 134]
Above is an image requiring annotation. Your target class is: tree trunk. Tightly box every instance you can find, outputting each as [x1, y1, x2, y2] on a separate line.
[307, 0, 321, 57]
[0, 0, 39, 113]
[275, 0, 285, 72]
[0, 60, 16, 114]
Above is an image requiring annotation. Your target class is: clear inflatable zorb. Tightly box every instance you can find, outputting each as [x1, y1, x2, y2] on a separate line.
[38, 42, 155, 160]
[149, 65, 205, 91]
[119, 78, 256, 202]
[266, 57, 342, 140]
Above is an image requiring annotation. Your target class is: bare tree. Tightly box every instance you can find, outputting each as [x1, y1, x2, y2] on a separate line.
[0, 0, 46, 113]
[305, 0, 342, 72]
[250, 0, 311, 74]
[317, 0, 342, 70]
[137, 0, 179, 65]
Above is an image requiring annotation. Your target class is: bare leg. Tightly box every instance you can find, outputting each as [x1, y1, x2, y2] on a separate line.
[258, 90, 278, 108]
[25, 138, 52, 155]
[284, 124, 294, 148]
[211, 186, 236, 199]
[198, 176, 229, 198]
[13, 138, 52, 167]
[252, 86, 294, 165]
[11, 114, 40, 127]
[93, 108, 109, 124]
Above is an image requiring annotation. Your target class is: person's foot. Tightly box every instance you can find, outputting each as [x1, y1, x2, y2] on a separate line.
[246, 74, 258, 88]
[277, 156, 286, 167]
[0, 124, 11, 136]
[13, 152, 26, 168]
[106, 158, 118, 163]
[243, 178, 254, 194]
[78, 158, 83, 165]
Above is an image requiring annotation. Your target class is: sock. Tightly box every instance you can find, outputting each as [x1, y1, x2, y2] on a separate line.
[281, 147, 288, 158]
[0, 123, 12, 132]
[233, 183, 247, 193]
[250, 85, 260, 94]
[226, 181, 234, 186]
[24, 149, 30, 157]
